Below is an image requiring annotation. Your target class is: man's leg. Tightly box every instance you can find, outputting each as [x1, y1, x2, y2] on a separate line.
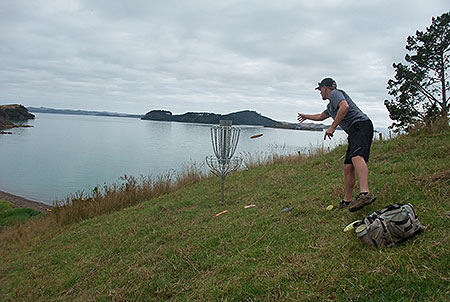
[344, 163, 355, 201]
[351, 155, 369, 193]
[347, 120, 375, 212]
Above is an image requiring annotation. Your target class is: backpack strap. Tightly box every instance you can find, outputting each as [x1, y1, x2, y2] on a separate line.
[382, 203, 403, 213]
[379, 217, 388, 233]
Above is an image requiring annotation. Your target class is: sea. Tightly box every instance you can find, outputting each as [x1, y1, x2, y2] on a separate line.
[0, 113, 351, 205]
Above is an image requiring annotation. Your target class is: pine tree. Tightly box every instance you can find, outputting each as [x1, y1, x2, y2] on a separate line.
[385, 12, 450, 132]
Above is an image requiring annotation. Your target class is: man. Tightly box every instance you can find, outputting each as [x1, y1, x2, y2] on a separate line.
[298, 78, 376, 212]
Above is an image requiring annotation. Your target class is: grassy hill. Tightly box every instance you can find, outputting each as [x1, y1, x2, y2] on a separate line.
[0, 126, 449, 301]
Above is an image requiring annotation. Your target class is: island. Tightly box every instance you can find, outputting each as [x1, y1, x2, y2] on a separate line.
[141, 110, 281, 127]
[141, 109, 329, 131]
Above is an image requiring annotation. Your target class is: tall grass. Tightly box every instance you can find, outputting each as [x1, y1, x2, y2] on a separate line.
[0, 162, 207, 246]
[408, 116, 450, 136]
[53, 161, 208, 225]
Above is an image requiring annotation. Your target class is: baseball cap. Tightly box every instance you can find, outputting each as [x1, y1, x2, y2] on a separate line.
[315, 78, 337, 90]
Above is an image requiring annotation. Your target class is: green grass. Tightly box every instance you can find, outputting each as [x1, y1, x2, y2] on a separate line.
[0, 200, 42, 228]
[0, 127, 449, 301]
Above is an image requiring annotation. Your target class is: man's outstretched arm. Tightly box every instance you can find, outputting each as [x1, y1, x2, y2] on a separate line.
[297, 111, 330, 123]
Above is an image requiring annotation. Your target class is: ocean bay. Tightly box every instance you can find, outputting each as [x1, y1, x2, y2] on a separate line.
[0, 113, 347, 205]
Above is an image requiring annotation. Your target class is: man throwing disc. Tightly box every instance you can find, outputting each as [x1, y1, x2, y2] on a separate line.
[298, 78, 376, 212]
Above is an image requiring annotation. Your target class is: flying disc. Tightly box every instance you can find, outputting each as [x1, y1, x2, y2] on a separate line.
[250, 133, 263, 139]
[326, 205, 334, 211]
[343, 220, 362, 232]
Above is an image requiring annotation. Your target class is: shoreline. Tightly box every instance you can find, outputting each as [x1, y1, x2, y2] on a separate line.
[0, 190, 53, 212]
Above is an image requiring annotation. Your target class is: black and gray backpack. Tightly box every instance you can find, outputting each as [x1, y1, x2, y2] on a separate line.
[354, 203, 425, 248]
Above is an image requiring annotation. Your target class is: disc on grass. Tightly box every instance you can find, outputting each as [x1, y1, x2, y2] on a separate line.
[344, 220, 362, 232]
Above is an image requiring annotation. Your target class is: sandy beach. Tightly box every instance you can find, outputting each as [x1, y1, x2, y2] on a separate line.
[0, 190, 52, 212]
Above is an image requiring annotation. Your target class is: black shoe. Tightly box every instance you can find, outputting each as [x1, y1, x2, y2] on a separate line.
[338, 200, 351, 210]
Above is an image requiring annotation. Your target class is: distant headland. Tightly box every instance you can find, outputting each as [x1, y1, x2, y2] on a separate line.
[27, 107, 143, 118]
[0, 104, 35, 131]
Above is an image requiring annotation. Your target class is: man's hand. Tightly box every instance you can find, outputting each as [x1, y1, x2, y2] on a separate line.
[297, 113, 308, 123]
[324, 126, 336, 140]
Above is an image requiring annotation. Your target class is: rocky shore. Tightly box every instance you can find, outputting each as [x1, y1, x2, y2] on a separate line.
[0, 190, 52, 212]
[0, 104, 35, 130]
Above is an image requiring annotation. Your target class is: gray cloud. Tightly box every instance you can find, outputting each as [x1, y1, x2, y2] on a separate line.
[1, 0, 449, 127]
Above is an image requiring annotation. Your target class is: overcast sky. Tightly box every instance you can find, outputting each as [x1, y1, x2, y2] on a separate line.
[1, 1, 448, 127]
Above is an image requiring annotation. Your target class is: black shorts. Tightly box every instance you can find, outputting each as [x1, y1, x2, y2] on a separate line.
[344, 120, 374, 165]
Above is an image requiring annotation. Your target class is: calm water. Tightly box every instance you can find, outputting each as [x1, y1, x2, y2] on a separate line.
[0, 113, 348, 205]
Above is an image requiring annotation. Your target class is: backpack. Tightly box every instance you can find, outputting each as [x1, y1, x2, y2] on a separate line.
[354, 203, 425, 248]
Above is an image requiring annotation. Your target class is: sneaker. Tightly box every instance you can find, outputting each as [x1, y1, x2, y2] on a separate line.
[338, 200, 351, 210]
[349, 192, 376, 212]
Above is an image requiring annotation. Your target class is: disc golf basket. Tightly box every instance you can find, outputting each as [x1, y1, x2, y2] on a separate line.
[206, 120, 242, 203]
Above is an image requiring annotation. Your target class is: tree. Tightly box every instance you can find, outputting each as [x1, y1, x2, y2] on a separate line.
[385, 12, 450, 132]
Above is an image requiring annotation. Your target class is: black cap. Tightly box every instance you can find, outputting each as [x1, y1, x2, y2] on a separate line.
[315, 78, 337, 90]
